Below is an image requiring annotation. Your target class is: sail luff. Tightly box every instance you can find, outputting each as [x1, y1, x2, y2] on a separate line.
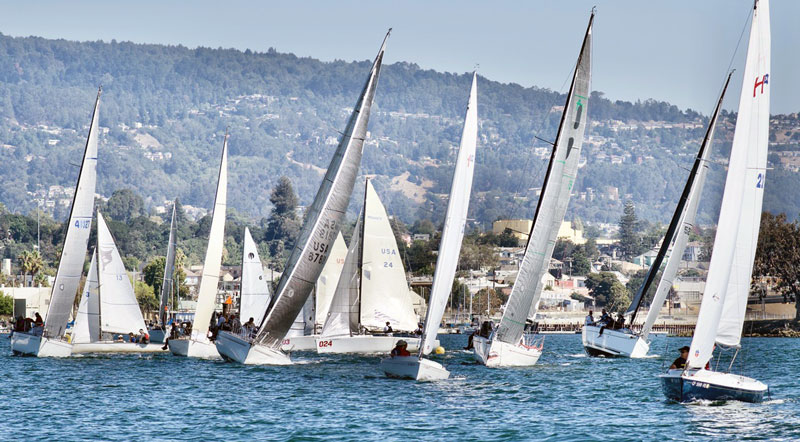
[420, 72, 478, 356]
[638, 73, 732, 337]
[191, 134, 229, 339]
[496, 13, 593, 344]
[687, 0, 770, 368]
[255, 32, 388, 347]
[43, 87, 101, 339]
[159, 202, 178, 326]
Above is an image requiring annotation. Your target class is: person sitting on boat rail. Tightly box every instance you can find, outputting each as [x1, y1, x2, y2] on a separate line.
[34, 312, 44, 328]
[414, 322, 424, 335]
[138, 329, 150, 344]
[383, 322, 393, 334]
[585, 311, 595, 326]
[242, 317, 257, 336]
[670, 346, 690, 369]
[390, 340, 410, 357]
[479, 321, 492, 338]
[129, 332, 138, 343]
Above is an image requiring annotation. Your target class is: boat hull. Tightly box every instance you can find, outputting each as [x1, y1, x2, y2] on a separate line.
[72, 341, 166, 354]
[215, 331, 292, 365]
[659, 369, 767, 403]
[148, 329, 166, 344]
[582, 325, 650, 358]
[379, 356, 450, 381]
[280, 334, 319, 351]
[473, 335, 541, 367]
[315, 335, 427, 354]
[10, 333, 72, 357]
[168, 337, 220, 358]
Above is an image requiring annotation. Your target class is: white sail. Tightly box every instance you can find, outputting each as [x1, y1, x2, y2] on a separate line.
[315, 232, 347, 329]
[159, 202, 178, 325]
[96, 213, 147, 335]
[71, 250, 99, 344]
[496, 15, 592, 345]
[688, 0, 770, 368]
[255, 31, 388, 348]
[360, 180, 418, 332]
[321, 214, 363, 338]
[43, 88, 100, 339]
[639, 74, 731, 338]
[421, 73, 478, 356]
[240, 227, 271, 324]
[192, 134, 229, 340]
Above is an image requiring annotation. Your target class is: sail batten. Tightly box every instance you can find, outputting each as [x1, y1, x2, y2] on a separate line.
[496, 14, 593, 345]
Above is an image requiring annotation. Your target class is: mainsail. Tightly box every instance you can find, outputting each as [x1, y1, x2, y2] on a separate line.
[159, 202, 178, 326]
[191, 134, 229, 340]
[43, 87, 100, 339]
[255, 31, 389, 347]
[688, 0, 770, 369]
[495, 13, 593, 344]
[96, 213, 147, 335]
[420, 72, 478, 356]
[240, 227, 271, 323]
[628, 72, 732, 335]
[71, 250, 99, 344]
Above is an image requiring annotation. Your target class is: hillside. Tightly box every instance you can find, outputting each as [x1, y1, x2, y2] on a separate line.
[1, 32, 799, 229]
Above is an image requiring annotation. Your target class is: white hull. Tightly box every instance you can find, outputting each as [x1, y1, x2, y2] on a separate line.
[168, 337, 220, 358]
[10, 333, 72, 357]
[280, 334, 319, 351]
[316, 335, 427, 354]
[473, 335, 541, 367]
[72, 341, 166, 354]
[215, 331, 292, 365]
[581, 325, 650, 358]
[379, 356, 450, 381]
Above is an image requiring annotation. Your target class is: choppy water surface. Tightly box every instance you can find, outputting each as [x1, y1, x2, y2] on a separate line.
[1, 334, 798, 441]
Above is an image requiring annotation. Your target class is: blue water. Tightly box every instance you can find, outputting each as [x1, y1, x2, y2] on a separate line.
[1, 334, 798, 441]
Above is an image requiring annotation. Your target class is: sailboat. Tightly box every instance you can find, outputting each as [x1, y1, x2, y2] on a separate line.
[10, 87, 101, 357]
[280, 232, 346, 351]
[150, 201, 178, 344]
[315, 179, 421, 354]
[474, 11, 593, 367]
[583, 73, 731, 358]
[72, 212, 163, 353]
[660, 0, 770, 403]
[239, 227, 271, 327]
[215, 30, 389, 365]
[380, 71, 478, 381]
[168, 133, 228, 358]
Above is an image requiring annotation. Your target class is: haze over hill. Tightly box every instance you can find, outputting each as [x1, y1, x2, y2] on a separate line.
[1, 33, 799, 229]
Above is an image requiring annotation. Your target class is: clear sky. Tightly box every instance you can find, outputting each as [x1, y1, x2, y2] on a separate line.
[1, 0, 797, 115]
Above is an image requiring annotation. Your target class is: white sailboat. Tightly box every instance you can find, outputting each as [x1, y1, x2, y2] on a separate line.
[72, 213, 162, 353]
[583, 73, 731, 358]
[11, 88, 101, 357]
[316, 179, 421, 354]
[215, 30, 389, 365]
[380, 71, 478, 381]
[168, 133, 228, 358]
[239, 227, 271, 326]
[280, 232, 346, 351]
[474, 11, 593, 367]
[660, 0, 770, 403]
[150, 201, 178, 344]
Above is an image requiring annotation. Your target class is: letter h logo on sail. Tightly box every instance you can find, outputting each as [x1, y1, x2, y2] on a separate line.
[753, 74, 768, 97]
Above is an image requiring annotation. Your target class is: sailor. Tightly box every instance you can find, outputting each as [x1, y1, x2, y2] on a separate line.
[585, 310, 595, 326]
[242, 317, 256, 335]
[599, 309, 611, 325]
[464, 329, 478, 350]
[138, 329, 150, 344]
[670, 346, 690, 369]
[390, 340, 410, 357]
[479, 321, 492, 338]
[383, 322, 393, 334]
[129, 332, 138, 343]
[414, 322, 424, 335]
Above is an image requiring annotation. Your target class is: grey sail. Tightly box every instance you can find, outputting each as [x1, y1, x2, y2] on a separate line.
[159, 202, 178, 326]
[255, 31, 389, 347]
[43, 88, 101, 339]
[496, 13, 593, 344]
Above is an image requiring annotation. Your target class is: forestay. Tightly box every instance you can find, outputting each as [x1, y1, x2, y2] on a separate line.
[496, 13, 593, 344]
[71, 251, 99, 344]
[359, 180, 418, 332]
[420, 72, 478, 356]
[688, 0, 770, 368]
[97, 213, 147, 335]
[240, 227, 271, 323]
[43, 88, 100, 339]
[159, 202, 178, 326]
[191, 135, 228, 340]
[255, 31, 389, 347]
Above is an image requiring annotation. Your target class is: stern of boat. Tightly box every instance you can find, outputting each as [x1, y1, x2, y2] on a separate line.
[582, 325, 648, 358]
[660, 369, 767, 403]
[380, 356, 450, 381]
[11, 333, 72, 357]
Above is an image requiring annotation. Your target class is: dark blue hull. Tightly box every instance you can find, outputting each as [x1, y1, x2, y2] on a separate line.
[660, 375, 765, 403]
